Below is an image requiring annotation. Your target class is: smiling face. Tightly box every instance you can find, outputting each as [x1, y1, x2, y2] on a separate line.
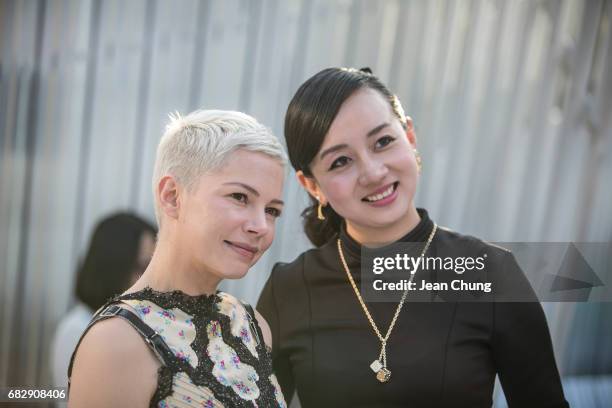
[174, 149, 285, 281]
[299, 87, 420, 244]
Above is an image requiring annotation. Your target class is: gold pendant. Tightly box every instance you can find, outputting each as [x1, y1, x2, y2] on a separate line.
[370, 360, 391, 382]
[376, 367, 391, 382]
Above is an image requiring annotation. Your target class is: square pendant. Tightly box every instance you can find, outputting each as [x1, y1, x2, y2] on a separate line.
[370, 359, 383, 373]
[376, 367, 391, 382]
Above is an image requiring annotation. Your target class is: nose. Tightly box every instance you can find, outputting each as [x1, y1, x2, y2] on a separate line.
[243, 208, 270, 236]
[358, 156, 388, 186]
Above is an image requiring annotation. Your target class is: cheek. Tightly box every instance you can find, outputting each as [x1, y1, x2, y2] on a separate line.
[210, 199, 244, 223]
[390, 148, 418, 174]
[323, 173, 357, 206]
[188, 201, 236, 239]
[262, 222, 276, 249]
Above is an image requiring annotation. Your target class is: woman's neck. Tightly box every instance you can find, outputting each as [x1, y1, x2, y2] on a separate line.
[346, 205, 421, 247]
[127, 234, 220, 297]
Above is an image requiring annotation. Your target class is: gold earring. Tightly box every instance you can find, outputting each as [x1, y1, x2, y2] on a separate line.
[316, 196, 326, 221]
[414, 149, 422, 172]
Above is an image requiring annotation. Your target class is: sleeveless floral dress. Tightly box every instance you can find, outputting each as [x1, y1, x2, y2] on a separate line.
[107, 287, 286, 408]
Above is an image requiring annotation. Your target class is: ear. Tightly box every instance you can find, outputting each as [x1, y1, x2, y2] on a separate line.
[296, 170, 326, 204]
[157, 175, 181, 220]
[405, 116, 417, 148]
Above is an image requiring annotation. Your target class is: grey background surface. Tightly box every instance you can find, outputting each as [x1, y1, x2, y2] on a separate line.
[1, 0, 611, 406]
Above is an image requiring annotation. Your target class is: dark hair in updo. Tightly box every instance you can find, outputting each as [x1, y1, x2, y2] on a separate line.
[284, 67, 407, 247]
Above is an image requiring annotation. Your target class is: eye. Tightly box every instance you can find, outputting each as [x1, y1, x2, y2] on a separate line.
[375, 135, 396, 149]
[230, 192, 248, 204]
[266, 207, 282, 218]
[329, 156, 351, 170]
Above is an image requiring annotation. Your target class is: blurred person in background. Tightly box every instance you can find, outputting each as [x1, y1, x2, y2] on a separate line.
[50, 212, 157, 390]
[258, 67, 569, 407]
[68, 110, 287, 407]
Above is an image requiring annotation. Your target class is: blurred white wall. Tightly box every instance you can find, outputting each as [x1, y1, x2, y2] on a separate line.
[1, 0, 611, 406]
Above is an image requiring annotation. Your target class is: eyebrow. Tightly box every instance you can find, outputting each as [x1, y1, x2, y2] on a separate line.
[223, 182, 284, 205]
[318, 122, 390, 161]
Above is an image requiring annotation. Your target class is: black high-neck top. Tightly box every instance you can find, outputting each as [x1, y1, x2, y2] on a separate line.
[257, 209, 569, 408]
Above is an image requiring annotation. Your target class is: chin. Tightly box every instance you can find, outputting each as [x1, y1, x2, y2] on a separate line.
[222, 267, 250, 280]
[363, 205, 409, 224]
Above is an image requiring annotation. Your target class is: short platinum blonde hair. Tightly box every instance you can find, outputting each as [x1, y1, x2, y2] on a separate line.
[152, 109, 287, 224]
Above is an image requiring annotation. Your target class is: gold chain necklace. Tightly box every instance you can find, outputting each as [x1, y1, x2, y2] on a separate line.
[336, 223, 437, 383]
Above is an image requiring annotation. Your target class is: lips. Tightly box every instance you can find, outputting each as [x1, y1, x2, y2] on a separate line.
[362, 182, 399, 202]
[224, 240, 258, 258]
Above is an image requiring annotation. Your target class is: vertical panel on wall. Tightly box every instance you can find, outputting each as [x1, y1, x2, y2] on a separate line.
[128, 0, 158, 208]
[460, 0, 511, 235]
[376, 1, 401, 80]
[386, 0, 412, 92]
[2, 0, 43, 387]
[469, 0, 534, 237]
[541, 0, 604, 241]
[585, 0, 612, 242]
[243, 0, 282, 128]
[398, 0, 429, 122]
[186, 0, 212, 111]
[237, 0, 263, 114]
[424, 1, 480, 228]
[513, 0, 566, 241]
[492, 0, 544, 240]
[0, 72, 33, 385]
[541, 1, 610, 374]
[417, 0, 472, 223]
[36, 0, 97, 386]
[0, 0, 19, 383]
[482, 0, 537, 240]
[18, 0, 95, 386]
[134, 0, 201, 219]
[346, 0, 387, 72]
[300, 0, 349, 86]
[519, 0, 580, 242]
[67, 0, 101, 280]
[196, 0, 251, 110]
[78, 0, 148, 246]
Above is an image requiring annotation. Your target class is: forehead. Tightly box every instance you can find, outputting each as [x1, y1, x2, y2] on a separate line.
[221, 149, 281, 170]
[324, 88, 394, 145]
[197, 149, 284, 191]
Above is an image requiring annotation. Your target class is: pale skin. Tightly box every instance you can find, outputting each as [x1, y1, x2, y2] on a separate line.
[297, 87, 422, 247]
[69, 150, 284, 407]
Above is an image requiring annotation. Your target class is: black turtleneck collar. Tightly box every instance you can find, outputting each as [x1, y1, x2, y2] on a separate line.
[339, 208, 434, 259]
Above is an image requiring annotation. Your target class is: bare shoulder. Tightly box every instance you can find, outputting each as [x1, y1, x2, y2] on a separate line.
[254, 308, 272, 349]
[68, 316, 160, 408]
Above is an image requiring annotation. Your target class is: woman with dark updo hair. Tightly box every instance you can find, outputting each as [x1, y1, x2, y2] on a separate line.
[257, 67, 569, 407]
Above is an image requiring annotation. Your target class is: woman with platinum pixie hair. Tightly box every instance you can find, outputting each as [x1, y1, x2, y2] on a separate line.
[68, 110, 288, 407]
